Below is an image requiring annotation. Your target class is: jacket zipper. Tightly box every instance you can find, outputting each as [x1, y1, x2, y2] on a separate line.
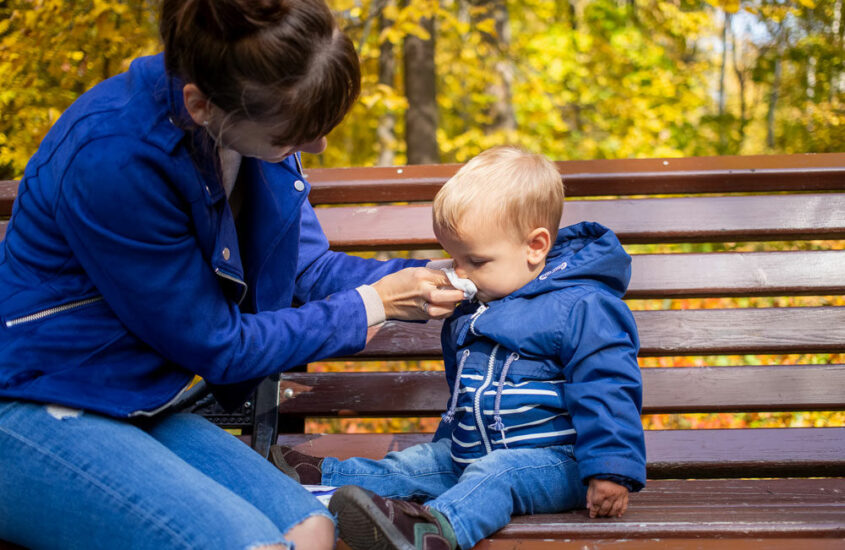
[214, 267, 248, 305]
[474, 343, 500, 455]
[129, 378, 194, 417]
[5, 296, 104, 328]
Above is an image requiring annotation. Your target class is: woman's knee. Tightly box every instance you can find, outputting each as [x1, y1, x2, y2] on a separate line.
[283, 514, 335, 550]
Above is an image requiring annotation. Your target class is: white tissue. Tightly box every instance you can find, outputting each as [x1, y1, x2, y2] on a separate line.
[442, 267, 478, 301]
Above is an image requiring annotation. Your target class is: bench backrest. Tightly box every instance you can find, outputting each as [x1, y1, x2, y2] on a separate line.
[285, 153, 845, 479]
[2, 153, 844, 479]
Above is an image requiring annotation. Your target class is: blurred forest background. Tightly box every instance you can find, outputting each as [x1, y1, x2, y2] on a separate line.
[0, 0, 842, 433]
[0, 0, 843, 176]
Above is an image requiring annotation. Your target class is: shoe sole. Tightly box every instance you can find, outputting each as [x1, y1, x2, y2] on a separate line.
[329, 485, 415, 550]
[268, 446, 300, 483]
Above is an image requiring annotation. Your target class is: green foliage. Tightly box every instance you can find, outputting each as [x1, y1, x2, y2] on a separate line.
[0, 0, 159, 179]
[1, 0, 841, 175]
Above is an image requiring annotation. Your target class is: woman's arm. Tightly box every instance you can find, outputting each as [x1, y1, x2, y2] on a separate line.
[55, 138, 371, 385]
[293, 200, 426, 303]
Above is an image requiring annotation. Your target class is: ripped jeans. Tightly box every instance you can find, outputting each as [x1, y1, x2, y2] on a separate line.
[321, 437, 587, 549]
[0, 399, 332, 550]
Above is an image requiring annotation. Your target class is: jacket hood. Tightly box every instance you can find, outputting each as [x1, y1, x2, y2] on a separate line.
[507, 221, 631, 301]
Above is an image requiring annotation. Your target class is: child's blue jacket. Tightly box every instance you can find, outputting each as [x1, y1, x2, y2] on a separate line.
[0, 54, 419, 417]
[434, 222, 646, 489]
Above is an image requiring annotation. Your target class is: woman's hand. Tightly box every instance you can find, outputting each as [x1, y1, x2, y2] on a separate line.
[371, 267, 466, 321]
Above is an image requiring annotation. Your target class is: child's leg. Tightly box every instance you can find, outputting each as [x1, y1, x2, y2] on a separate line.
[322, 437, 460, 501]
[427, 445, 586, 550]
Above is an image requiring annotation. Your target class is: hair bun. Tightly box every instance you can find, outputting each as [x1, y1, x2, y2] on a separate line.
[195, 0, 289, 41]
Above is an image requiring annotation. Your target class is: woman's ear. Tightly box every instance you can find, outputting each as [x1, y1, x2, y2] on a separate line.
[526, 227, 552, 267]
[182, 84, 214, 127]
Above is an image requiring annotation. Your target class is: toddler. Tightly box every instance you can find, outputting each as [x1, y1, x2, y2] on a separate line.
[271, 146, 646, 550]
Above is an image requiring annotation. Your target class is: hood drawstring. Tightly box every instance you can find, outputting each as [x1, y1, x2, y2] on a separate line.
[442, 349, 471, 424]
[489, 352, 520, 448]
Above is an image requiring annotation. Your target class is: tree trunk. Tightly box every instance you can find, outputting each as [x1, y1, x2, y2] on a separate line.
[718, 11, 730, 152]
[730, 21, 747, 148]
[403, 6, 439, 164]
[376, 0, 397, 166]
[469, 0, 516, 133]
[767, 55, 782, 149]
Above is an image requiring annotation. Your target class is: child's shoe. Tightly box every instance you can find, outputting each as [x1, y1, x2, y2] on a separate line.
[329, 485, 457, 550]
[268, 445, 323, 484]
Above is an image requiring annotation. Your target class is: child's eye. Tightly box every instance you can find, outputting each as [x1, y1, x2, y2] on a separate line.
[469, 258, 489, 266]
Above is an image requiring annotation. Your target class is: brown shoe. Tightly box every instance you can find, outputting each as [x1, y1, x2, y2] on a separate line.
[268, 445, 323, 484]
[329, 485, 457, 550]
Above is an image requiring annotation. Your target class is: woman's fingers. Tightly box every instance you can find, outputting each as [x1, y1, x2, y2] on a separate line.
[372, 267, 467, 321]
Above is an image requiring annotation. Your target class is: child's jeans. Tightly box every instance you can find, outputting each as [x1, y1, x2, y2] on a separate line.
[322, 437, 587, 549]
[0, 399, 332, 550]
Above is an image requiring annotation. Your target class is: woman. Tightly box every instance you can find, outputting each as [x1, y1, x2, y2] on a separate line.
[0, 1, 463, 548]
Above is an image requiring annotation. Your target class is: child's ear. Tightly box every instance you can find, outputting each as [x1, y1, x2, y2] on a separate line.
[526, 227, 552, 266]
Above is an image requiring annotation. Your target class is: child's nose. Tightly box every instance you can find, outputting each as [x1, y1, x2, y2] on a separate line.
[454, 264, 468, 279]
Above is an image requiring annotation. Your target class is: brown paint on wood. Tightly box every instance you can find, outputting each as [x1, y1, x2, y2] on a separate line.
[276, 365, 845, 417]
[274, 429, 845, 478]
[358, 307, 845, 359]
[472, 540, 845, 550]
[304, 153, 845, 204]
[314, 194, 845, 250]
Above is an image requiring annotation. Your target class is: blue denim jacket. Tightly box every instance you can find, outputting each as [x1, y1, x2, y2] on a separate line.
[0, 54, 419, 417]
[434, 223, 646, 489]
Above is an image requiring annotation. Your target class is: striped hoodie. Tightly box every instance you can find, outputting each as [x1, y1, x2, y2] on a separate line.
[433, 222, 646, 489]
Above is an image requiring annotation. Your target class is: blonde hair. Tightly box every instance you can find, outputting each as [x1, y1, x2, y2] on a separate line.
[433, 146, 564, 239]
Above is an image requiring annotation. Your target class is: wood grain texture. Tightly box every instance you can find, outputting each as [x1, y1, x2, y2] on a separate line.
[274, 428, 845, 478]
[277, 365, 845, 416]
[472, 540, 845, 550]
[0, 180, 16, 216]
[304, 153, 845, 204]
[314, 194, 845, 249]
[358, 307, 845, 359]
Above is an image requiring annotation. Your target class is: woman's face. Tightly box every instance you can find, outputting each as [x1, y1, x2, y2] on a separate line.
[213, 117, 327, 163]
[183, 84, 327, 163]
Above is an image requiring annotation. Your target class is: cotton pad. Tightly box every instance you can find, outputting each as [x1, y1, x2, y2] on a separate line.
[441, 267, 478, 301]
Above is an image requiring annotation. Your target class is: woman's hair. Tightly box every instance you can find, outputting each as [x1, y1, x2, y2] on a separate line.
[433, 146, 564, 239]
[160, 0, 360, 147]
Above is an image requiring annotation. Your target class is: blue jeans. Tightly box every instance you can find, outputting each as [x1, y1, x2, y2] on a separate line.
[0, 399, 332, 550]
[322, 438, 587, 549]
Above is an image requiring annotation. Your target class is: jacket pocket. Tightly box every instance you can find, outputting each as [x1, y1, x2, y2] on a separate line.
[4, 296, 104, 328]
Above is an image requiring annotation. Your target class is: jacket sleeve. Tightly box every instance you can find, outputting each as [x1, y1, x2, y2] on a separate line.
[53, 138, 369, 385]
[294, 200, 426, 303]
[560, 290, 646, 490]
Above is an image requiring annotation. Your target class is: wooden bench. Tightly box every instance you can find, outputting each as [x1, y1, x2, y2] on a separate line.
[2, 153, 844, 548]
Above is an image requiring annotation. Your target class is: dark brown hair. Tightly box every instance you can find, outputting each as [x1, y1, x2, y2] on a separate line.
[160, 0, 360, 146]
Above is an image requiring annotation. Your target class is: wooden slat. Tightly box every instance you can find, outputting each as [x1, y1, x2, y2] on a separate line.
[316, 194, 845, 249]
[0, 180, 16, 217]
[278, 365, 845, 417]
[628, 250, 845, 298]
[305, 153, 845, 204]
[473, 540, 844, 550]
[359, 307, 845, 359]
[0, 220, 7, 241]
[492, 479, 845, 540]
[275, 427, 845, 478]
[5, 154, 844, 211]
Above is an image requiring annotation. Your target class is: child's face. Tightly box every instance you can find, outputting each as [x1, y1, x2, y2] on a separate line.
[435, 216, 546, 303]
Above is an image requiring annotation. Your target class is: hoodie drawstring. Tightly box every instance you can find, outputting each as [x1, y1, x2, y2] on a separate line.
[442, 349, 471, 424]
[489, 352, 520, 448]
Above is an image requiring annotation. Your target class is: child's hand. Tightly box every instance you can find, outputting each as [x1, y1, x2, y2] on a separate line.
[586, 478, 629, 518]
